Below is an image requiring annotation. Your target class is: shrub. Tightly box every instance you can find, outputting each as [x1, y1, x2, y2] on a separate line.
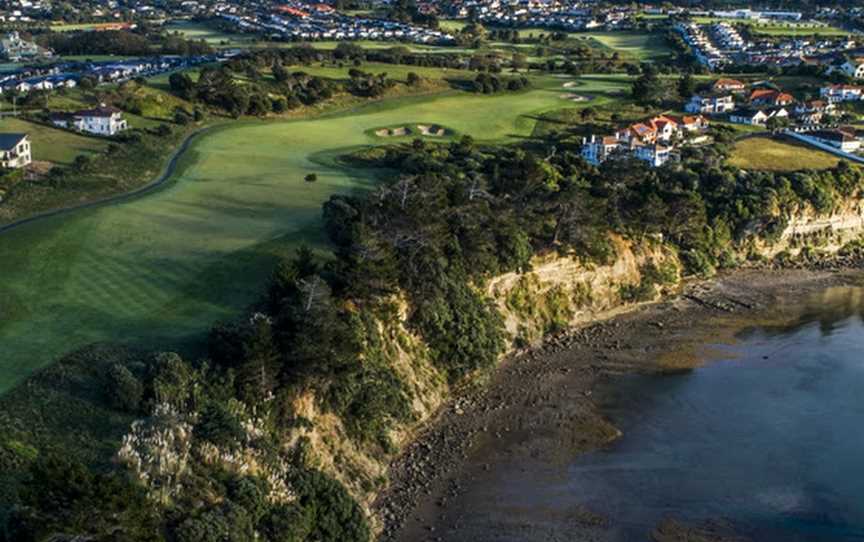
[105, 363, 143, 413]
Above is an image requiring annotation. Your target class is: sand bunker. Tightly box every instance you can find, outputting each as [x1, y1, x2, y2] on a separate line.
[559, 93, 591, 102]
[375, 126, 411, 137]
[417, 124, 447, 137]
[562, 81, 580, 88]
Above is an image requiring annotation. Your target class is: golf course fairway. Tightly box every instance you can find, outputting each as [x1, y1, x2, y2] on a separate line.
[0, 75, 630, 394]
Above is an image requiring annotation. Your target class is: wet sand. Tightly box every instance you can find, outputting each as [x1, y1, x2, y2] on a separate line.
[375, 267, 864, 542]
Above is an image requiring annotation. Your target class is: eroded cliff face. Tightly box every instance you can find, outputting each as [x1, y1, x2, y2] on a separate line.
[488, 236, 680, 346]
[298, 203, 864, 529]
[291, 236, 682, 523]
[751, 198, 864, 259]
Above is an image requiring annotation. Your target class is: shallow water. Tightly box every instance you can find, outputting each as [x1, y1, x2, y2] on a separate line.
[426, 287, 864, 541]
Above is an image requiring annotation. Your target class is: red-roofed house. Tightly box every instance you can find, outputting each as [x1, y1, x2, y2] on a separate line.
[750, 89, 794, 106]
[712, 78, 745, 93]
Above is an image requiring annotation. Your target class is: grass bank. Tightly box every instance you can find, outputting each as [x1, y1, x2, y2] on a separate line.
[728, 136, 841, 172]
[0, 73, 617, 394]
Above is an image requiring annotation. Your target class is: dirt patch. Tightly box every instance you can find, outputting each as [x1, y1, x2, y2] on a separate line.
[375, 126, 412, 137]
[417, 124, 446, 137]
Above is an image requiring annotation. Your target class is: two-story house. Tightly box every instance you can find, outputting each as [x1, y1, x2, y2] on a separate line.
[0, 133, 31, 168]
[685, 94, 735, 115]
[51, 106, 128, 136]
[820, 84, 863, 103]
[749, 88, 794, 107]
[841, 58, 864, 79]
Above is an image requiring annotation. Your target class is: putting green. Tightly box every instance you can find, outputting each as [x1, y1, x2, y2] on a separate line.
[0, 75, 630, 394]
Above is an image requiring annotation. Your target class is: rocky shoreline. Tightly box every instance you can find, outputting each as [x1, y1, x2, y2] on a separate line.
[373, 265, 864, 542]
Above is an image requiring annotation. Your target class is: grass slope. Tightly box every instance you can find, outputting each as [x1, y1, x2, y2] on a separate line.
[728, 137, 841, 172]
[0, 74, 626, 394]
[0, 117, 108, 165]
[584, 31, 673, 60]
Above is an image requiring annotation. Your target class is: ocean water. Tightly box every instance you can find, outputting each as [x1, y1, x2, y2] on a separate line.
[412, 286, 864, 541]
[561, 289, 864, 541]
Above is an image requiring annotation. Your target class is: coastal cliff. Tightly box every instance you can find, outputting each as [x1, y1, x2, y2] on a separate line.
[295, 199, 864, 531]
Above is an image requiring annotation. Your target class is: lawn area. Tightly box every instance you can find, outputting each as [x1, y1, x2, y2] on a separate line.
[690, 17, 851, 37]
[584, 31, 673, 60]
[278, 61, 475, 82]
[164, 20, 249, 46]
[728, 137, 841, 172]
[0, 117, 108, 165]
[0, 73, 628, 394]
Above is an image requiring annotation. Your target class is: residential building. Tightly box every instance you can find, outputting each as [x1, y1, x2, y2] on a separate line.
[712, 78, 746, 93]
[51, 106, 127, 136]
[0, 133, 30, 168]
[841, 58, 864, 79]
[581, 135, 622, 166]
[820, 84, 863, 103]
[582, 115, 708, 168]
[633, 142, 675, 167]
[685, 94, 735, 114]
[750, 89, 794, 107]
[730, 108, 769, 125]
[0, 32, 48, 62]
[802, 129, 862, 152]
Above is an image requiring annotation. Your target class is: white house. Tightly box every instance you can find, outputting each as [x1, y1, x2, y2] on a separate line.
[730, 108, 769, 125]
[633, 142, 674, 167]
[820, 84, 863, 103]
[51, 106, 127, 136]
[581, 135, 622, 165]
[685, 94, 735, 115]
[802, 129, 861, 152]
[841, 58, 864, 79]
[0, 133, 31, 168]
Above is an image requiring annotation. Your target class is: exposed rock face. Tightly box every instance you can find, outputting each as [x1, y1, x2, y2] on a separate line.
[296, 200, 864, 533]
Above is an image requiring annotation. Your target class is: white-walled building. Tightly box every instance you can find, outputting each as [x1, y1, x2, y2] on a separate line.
[51, 106, 128, 136]
[0, 133, 31, 168]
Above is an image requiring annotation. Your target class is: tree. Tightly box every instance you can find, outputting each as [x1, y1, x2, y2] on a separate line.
[105, 363, 143, 413]
[631, 63, 665, 106]
[169, 72, 196, 99]
[677, 73, 695, 99]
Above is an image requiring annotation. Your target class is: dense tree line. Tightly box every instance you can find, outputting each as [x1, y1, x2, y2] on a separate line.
[471, 72, 530, 93]
[36, 29, 213, 57]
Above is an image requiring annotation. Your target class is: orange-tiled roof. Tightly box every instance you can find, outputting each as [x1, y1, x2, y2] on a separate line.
[750, 88, 777, 101]
[713, 78, 744, 88]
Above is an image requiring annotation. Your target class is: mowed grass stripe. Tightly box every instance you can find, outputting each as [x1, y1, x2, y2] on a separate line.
[0, 74, 632, 393]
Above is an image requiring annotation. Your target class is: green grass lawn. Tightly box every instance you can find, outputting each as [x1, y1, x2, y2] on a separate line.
[728, 137, 841, 172]
[277, 61, 475, 82]
[0, 73, 628, 394]
[0, 117, 108, 165]
[689, 17, 850, 37]
[164, 20, 251, 46]
[583, 31, 673, 60]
